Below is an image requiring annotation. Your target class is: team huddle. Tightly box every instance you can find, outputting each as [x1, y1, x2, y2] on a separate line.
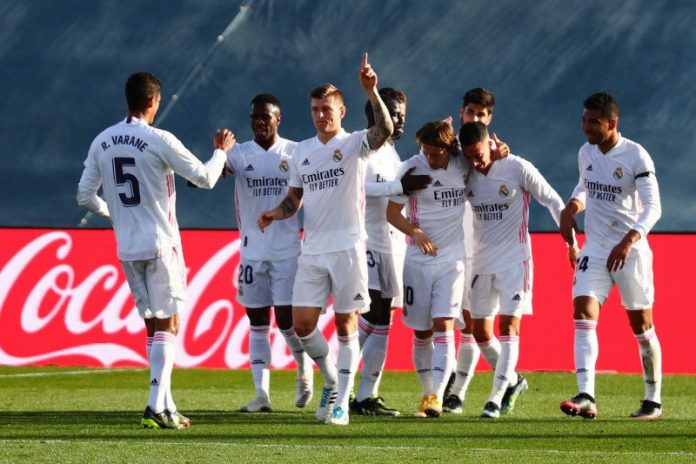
[77, 54, 663, 429]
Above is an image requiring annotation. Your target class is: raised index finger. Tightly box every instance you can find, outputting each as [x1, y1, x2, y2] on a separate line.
[362, 52, 368, 67]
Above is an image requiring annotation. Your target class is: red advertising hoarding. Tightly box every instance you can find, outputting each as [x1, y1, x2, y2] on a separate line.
[0, 228, 693, 373]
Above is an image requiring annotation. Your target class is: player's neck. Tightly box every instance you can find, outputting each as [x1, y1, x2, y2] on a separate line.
[127, 110, 153, 125]
[598, 133, 619, 154]
[317, 127, 341, 144]
[255, 134, 279, 151]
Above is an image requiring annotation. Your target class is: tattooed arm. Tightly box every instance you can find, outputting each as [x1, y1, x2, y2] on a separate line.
[257, 186, 304, 232]
[359, 52, 393, 150]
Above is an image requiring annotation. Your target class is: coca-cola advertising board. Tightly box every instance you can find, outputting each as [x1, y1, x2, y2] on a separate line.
[0, 228, 693, 373]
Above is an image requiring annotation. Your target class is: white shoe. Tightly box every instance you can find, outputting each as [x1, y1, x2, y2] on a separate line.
[295, 355, 314, 408]
[239, 397, 272, 413]
[326, 406, 349, 425]
[315, 385, 337, 422]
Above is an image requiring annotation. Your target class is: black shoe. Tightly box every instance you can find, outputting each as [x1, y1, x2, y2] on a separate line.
[442, 394, 463, 414]
[480, 401, 501, 419]
[630, 400, 662, 420]
[442, 372, 456, 398]
[141, 406, 183, 429]
[351, 397, 400, 417]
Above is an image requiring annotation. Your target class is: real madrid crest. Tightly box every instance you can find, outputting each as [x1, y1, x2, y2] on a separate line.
[333, 149, 343, 162]
[613, 167, 623, 180]
[279, 159, 289, 172]
[498, 184, 509, 197]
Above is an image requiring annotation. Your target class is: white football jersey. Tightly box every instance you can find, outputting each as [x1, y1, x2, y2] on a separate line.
[392, 152, 469, 264]
[226, 137, 301, 261]
[77, 116, 226, 261]
[571, 135, 660, 259]
[466, 155, 563, 274]
[365, 143, 404, 253]
[289, 129, 372, 254]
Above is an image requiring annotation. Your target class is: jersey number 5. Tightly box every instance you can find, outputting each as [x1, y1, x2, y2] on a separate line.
[113, 157, 141, 206]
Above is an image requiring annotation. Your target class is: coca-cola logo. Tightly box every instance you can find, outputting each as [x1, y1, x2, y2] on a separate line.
[0, 230, 338, 368]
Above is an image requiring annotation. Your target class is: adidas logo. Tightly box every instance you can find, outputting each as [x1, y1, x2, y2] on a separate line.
[302, 158, 310, 166]
[433, 180, 442, 186]
[245, 164, 254, 171]
[587, 165, 593, 171]
[512, 293, 521, 301]
[150, 378, 159, 386]
[467, 190, 475, 197]
[251, 359, 265, 365]
[353, 293, 364, 301]
[576, 368, 588, 374]
[338, 368, 351, 375]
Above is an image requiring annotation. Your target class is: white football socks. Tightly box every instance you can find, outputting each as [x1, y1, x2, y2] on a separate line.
[249, 325, 271, 400]
[634, 326, 662, 403]
[413, 335, 433, 396]
[451, 333, 479, 400]
[574, 319, 598, 397]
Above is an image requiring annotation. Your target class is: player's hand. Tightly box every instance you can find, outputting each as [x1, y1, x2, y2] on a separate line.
[606, 230, 640, 272]
[400, 167, 432, 194]
[491, 133, 509, 160]
[559, 208, 578, 246]
[412, 228, 437, 256]
[214, 129, 235, 151]
[568, 244, 580, 269]
[359, 52, 378, 92]
[257, 210, 277, 232]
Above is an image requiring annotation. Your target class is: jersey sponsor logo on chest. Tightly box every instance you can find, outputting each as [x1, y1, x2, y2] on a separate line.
[302, 167, 345, 192]
[432, 186, 465, 208]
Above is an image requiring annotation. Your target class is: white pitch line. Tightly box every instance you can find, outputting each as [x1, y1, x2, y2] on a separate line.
[0, 440, 693, 457]
[0, 369, 143, 378]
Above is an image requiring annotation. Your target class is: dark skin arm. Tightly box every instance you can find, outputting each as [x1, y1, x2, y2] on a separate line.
[400, 167, 432, 194]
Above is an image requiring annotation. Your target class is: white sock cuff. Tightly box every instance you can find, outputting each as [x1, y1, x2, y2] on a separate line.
[574, 319, 598, 330]
[338, 332, 359, 344]
[634, 326, 657, 343]
[250, 325, 271, 337]
[300, 327, 322, 342]
[477, 336, 499, 349]
[433, 331, 454, 345]
[460, 334, 476, 345]
[152, 331, 176, 346]
[280, 327, 297, 337]
[146, 336, 153, 348]
[499, 335, 519, 344]
[358, 316, 374, 334]
[413, 336, 433, 348]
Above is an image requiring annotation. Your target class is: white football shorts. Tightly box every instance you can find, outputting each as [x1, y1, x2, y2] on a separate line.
[292, 242, 371, 314]
[470, 258, 533, 319]
[121, 246, 187, 319]
[402, 258, 465, 331]
[573, 247, 654, 310]
[455, 257, 474, 329]
[236, 256, 298, 308]
[366, 248, 403, 301]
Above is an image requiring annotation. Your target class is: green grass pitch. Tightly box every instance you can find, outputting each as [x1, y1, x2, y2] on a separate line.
[1, 366, 695, 463]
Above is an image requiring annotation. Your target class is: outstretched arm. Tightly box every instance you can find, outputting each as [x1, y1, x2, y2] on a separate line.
[257, 187, 303, 232]
[359, 52, 393, 150]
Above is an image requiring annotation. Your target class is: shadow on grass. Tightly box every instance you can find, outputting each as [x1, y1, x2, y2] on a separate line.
[1, 410, 695, 443]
